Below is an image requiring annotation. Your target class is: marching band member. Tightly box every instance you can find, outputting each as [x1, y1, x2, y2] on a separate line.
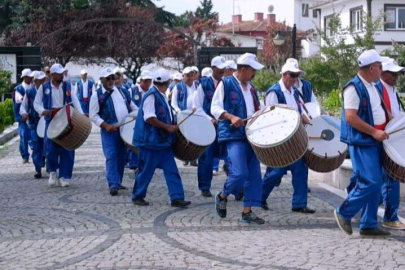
[167, 72, 182, 103]
[13, 68, 34, 164]
[90, 68, 137, 196]
[334, 49, 391, 237]
[34, 64, 83, 187]
[224, 60, 237, 77]
[286, 58, 318, 104]
[114, 67, 130, 92]
[73, 69, 95, 116]
[20, 71, 47, 178]
[191, 66, 200, 88]
[131, 69, 191, 208]
[261, 59, 316, 214]
[193, 56, 227, 197]
[211, 53, 265, 224]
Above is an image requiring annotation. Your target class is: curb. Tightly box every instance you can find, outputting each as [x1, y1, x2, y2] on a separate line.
[0, 122, 18, 146]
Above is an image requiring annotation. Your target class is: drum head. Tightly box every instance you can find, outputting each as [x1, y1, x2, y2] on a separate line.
[37, 116, 46, 138]
[306, 115, 347, 158]
[177, 110, 216, 146]
[246, 105, 300, 146]
[384, 113, 405, 167]
[120, 115, 136, 146]
[47, 106, 74, 139]
[304, 102, 321, 119]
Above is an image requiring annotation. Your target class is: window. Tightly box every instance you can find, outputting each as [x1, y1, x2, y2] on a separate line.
[256, 38, 264, 50]
[385, 5, 405, 30]
[324, 16, 335, 37]
[313, 9, 318, 18]
[350, 7, 363, 32]
[302, 4, 309, 17]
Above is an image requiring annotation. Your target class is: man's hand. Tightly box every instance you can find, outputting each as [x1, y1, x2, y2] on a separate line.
[104, 124, 119, 133]
[42, 110, 52, 116]
[372, 129, 389, 142]
[230, 116, 244, 127]
[166, 125, 179, 133]
[301, 115, 311, 125]
[211, 119, 217, 125]
[21, 114, 28, 122]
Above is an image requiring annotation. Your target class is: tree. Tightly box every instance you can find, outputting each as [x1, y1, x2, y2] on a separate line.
[195, 0, 217, 20]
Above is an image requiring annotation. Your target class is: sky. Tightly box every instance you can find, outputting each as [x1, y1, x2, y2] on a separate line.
[152, 0, 278, 24]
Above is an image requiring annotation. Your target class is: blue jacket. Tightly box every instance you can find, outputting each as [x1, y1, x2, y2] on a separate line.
[217, 76, 260, 143]
[133, 86, 174, 149]
[76, 80, 94, 102]
[12, 84, 26, 122]
[199, 76, 216, 118]
[96, 86, 132, 125]
[299, 79, 313, 103]
[25, 87, 41, 129]
[175, 81, 188, 110]
[130, 85, 144, 107]
[265, 82, 303, 113]
[340, 75, 378, 146]
[42, 81, 73, 122]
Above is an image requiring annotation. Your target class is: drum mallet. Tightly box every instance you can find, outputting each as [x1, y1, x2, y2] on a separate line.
[177, 108, 197, 127]
[117, 117, 136, 128]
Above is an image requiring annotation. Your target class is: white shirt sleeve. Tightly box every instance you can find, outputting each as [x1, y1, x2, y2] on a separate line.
[89, 90, 104, 127]
[71, 90, 84, 114]
[130, 100, 138, 112]
[265, 92, 279, 106]
[311, 92, 318, 104]
[20, 94, 29, 116]
[210, 82, 226, 120]
[171, 85, 180, 113]
[343, 85, 360, 110]
[193, 84, 204, 109]
[143, 94, 156, 121]
[33, 85, 45, 116]
[14, 90, 24, 103]
[72, 83, 78, 98]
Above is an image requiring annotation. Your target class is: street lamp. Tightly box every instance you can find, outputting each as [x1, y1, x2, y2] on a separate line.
[272, 24, 297, 59]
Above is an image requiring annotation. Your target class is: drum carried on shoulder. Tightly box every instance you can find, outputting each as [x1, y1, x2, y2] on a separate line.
[173, 109, 216, 161]
[47, 104, 92, 151]
[383, 113, 405, 183]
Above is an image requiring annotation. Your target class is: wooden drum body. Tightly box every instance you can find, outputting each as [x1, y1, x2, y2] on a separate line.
[383, 113, 405, 183]
[47, 105, 92, 151]
[173, 110, 216, 162]
[304, 115, 347, 173]
[120, 114, 138, 154]
[246, 105, 308, 168]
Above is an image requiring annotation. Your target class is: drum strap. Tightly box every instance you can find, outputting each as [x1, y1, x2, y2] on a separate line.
[99, 90, 114, 115]
[292, 90, 303, 114]
[65, 104, 72, 126]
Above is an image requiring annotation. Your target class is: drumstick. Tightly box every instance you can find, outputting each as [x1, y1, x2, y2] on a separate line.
[229, 108, 273, 126]
[117, 117, 136, 128]
[308, 134, 327, 140]
[177, 108, 197, 127]
[388, 126, 405, 136]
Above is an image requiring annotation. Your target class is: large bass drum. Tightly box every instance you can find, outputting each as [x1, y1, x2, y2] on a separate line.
[36, 116, 46, 138]
[246, 105, 308, 167]
[120, 112, 138, 153]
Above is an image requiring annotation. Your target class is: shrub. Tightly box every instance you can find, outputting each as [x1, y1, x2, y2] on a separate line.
[251, 69, 279, 93]
[0, 99, 15, 133]
[322, 89, 342, 116]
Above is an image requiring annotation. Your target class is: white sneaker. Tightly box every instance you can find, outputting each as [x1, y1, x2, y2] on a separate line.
[59, 178, 70, 187]
[48, 172, 57, 187]
[213, 170, 219, 176]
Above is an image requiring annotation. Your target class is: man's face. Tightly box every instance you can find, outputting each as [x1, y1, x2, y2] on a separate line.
[35, 78, 46, 86]
[102, 75, 116, 90]
[282, 72, 299, 89]
[240, 66, 256, 82]
[23, 76, 33, 85]
[81, 74, 87, 81]
[369, 62, 382, 82]
[381, 71, 399, 86]
[51, 73, 64, 84]
[44, 67, 50, 80]
[115, 73, 124, 85]
[183, 72, 194, 86]
[193, 71, 199, 81]
[212, 66, 225, 81]
[140, 79, 152, 90]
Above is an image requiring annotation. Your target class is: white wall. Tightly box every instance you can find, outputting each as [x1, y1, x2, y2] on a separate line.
[372, 0, 405, 44]
[217, 32, 258, 47]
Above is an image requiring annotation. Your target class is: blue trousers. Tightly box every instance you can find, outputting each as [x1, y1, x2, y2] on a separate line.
[197, 140, 219, 191]
[45, 135, 75, 179]
[127, 150, 138, 169]
[213, 143, 227, 171]
[101, 129, 126, 189]
[347, 171, 400, 222]
[221, 140, 262, 207]
[132, 147, 185, 201]
[337, 144, 383, 229]
[18, 120, 30, 160]
[80, 100, 89, 115]
[262, 158, 308, 209]
[30, 128, 44, 173]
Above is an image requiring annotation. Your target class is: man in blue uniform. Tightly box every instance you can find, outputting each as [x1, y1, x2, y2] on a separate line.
[73, 69, 95, 116]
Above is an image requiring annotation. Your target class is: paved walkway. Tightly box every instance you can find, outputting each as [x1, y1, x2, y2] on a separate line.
[1, 127, 405, 270]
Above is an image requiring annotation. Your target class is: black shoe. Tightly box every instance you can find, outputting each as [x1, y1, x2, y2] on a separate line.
[334, 209, 353, 235]
[360, 228, 391, 237]
[190, 160, 198, 167]
[109, 188, 118, 196]
[171, 200, 191, 208]
[118, 185, 128, 190]
[261, 201, 269, 211]
[201, 190, 213, 197]
[308, 188, 311, 193]
[215, 192, 227, 218]
[41, 157, 46, 168]
[235, 193, 244, 201]
[292, 207, 316, 214]
[183, 161, 189, 166]
[241, 211, 265, 225]
[34, 172, 42, 179]
[128, 166, 138, 171]
[132, 198, 150, 206]
[223, 164, 228, 174]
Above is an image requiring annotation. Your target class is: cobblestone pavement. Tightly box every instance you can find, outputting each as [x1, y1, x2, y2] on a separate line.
[1, 127, 405, 270]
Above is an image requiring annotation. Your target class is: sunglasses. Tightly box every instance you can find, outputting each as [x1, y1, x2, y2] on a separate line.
[387, 71, 399, 77]
[106, 76, 116, 81]
[287, 72, 300, 78]
[45, 71, 50, 74]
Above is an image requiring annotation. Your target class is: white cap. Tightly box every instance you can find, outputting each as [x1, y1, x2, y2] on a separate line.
[80, 69, 87, 75]
[100, 67, 115, 78]
[382, 58, 405, 73]
[281, 58, 304, 75]
[191, 66, 199, 73]
[120, 67, 126, 74]
[357, 49, 384, 67]
[154, 69, 171, 83]
[225, 60, 237, 70]
[140, 70, 153, 80]
[113, 67, 123, 74]
[136, 77, 141, 84]
[123, 74, 128, 80]
[182, 66, 194, 75]
[173, 72, 183, 81]
[33, 71, 46, 80]
[211, 56, 227, 69]
[21, 68, 34, 78]
[236, 53, 264, 70]
[201, 67, 213, 77]
[50, 64, 66, 74]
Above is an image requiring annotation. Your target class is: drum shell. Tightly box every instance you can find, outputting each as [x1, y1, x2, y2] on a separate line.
[250, 122, 308, 167]
[304, 150, 347, 173]
[383, 150, 405, 183]
[49, 110, 92, 151]
[173, 130, 208, 162]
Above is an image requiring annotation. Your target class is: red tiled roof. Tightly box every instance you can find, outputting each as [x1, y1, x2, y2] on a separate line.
[219, 20, 281, 33]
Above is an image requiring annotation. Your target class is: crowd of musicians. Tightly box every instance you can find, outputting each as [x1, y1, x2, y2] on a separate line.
[11, 49, 405, 236]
